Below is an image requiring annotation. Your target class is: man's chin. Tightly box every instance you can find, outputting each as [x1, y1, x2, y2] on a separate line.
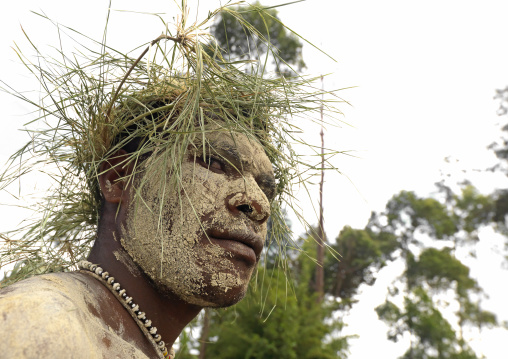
[145, 273, 249, 307]
[147, 266, 254, 307]
[180, 283, 249, 308]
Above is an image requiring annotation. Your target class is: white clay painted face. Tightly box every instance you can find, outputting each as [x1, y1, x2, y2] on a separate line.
[121, 130, 276, 307]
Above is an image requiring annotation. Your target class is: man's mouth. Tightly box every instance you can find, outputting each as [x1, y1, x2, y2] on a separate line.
[207, 228, 264, 264]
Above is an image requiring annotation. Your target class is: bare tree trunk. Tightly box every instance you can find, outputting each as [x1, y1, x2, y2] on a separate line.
[315, 75, 326, 303]
[198, 308, 211, 359]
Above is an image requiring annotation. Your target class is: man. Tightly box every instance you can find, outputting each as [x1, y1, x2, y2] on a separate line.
[0, 4, 336, 358]
[0, 120, 275, 358]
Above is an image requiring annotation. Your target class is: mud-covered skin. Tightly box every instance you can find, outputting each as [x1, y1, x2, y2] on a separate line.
[122, 131, 275, 307]
[0, 273, 155, 359]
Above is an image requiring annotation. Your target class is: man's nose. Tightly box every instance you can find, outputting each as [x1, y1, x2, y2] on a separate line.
[226, 183, 270, 224]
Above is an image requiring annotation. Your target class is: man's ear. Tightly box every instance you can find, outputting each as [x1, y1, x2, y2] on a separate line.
[99, 149, 133, 204]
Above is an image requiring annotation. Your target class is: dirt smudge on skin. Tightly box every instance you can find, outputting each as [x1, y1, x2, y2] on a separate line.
[87, 301, 101, 318]
[113, 250, 141, 278]
[102, 335, 112, 348]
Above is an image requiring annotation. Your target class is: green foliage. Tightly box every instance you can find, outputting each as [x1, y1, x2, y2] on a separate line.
[402, 288, 455, 350]
[492, 189, 508, 224]
[457, 299, 497, 329]
[492, 87, 508, 164]
[371, 185, 498, 359]
[406, 248, 477, 296]
[384, 191, 457, 241]
[323, 226, 397, 300]
[210, 1, 305, 76]
[453, 186, 494, 234]
[376, 287, 477, 359]
[493, 86, 508, 257]
[371, 185, 494, 253]
[175, 328, 198, 359]
[204, 267, 350, 359]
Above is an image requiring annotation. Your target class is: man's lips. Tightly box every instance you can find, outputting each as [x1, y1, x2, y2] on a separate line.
[207, 228, 264, 263]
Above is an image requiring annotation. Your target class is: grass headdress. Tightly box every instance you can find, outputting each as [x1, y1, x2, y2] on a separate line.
[0, 1, 344, 286]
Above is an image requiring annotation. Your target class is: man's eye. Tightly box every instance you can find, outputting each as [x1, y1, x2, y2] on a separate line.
[198, 155, 224, 173]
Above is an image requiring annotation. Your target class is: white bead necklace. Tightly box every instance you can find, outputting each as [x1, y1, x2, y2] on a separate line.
[78, 260, 174, 359]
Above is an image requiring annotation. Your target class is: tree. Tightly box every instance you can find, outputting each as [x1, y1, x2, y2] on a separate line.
[369, 186, 497, 359]
[203, 263, 351, 358]
[323, 226, 398, 303]
[376, 286, 479, 359]
[490, 87, 508, 239]
[210, 1, 305, 76]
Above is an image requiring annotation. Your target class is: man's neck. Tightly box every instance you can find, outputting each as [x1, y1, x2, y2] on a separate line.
[88, 220, 202, 351]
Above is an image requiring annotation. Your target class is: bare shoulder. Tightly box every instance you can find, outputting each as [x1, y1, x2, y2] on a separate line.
[0, 272, 147, 359]
[0, 273, 99, 358]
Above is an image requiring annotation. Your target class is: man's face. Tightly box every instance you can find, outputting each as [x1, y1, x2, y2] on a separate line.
[121, 130, 275, 307]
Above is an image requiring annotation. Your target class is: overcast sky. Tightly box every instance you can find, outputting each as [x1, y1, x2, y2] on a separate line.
[1, 1, 508, 357]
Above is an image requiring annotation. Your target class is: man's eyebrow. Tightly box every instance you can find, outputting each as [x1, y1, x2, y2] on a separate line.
[257, 173, 276, 201]
[213, 144, 242, 168]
